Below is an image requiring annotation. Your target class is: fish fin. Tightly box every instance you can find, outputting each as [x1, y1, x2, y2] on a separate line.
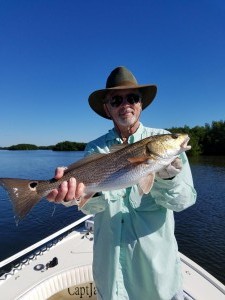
[0, 178, 42, 220]
[66, 144, 128, 172]
[127, 153, 157, 164]
[66, 144, 127, 172]
[109, 144, 128, 153]
[65, 153, 107, 172]
[127, 156, 149, 163]
[138, 173, 155, 194]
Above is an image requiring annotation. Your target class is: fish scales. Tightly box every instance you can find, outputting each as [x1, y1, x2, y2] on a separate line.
[0, 133, 191, 219]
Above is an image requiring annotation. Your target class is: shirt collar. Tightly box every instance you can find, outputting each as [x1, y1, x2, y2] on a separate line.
[106, 123, 145, 144]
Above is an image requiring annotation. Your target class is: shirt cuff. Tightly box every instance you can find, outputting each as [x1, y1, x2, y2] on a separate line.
[80, 194, 107, 215]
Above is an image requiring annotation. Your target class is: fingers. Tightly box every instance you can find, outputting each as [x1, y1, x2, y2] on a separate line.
[46, 181, 68, 203]
[46, 189, 59, 202]
[171, 157, 182, 170]
[55, 167, 67, 180]
[156, 157, 183, 179]
[56, 181, 69, 202]
[75, 182, 85, 199]
[66, 178, 76, 200]
[47, 167, 68, 202]
[46, 166, 87, 203]
[46, 177, 86, 203]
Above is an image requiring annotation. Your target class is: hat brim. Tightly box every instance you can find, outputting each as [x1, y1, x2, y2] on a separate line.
[88, 84, 157, 119]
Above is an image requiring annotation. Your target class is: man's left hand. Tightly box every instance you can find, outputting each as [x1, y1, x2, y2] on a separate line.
[156, 157, 182, 179]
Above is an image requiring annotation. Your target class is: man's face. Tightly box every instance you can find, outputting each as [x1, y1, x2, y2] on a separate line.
[104, 89, 142, 128]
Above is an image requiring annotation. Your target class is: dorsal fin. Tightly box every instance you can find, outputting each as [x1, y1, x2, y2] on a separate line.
[109, 143, 128, 153]
[66, 144, 128, 172]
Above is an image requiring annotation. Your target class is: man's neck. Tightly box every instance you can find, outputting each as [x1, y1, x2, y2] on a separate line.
[115, 121, 140, 143]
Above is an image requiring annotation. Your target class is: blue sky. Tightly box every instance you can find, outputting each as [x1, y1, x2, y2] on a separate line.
[0, 0, 224, 147]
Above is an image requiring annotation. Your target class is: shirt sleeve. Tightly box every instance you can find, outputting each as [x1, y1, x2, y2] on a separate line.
[61, 193, 108, 215]
[150, 153, 197, 212]
[80, 193, 108, 215]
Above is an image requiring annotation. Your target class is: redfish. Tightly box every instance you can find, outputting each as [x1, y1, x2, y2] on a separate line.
[0, 134, 191, 219]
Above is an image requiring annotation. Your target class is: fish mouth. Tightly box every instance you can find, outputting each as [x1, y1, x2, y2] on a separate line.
[181, 136, 191, 151]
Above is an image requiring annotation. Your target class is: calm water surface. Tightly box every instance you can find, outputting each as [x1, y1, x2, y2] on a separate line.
[175, 155, 225, 284]
[0, 151, 224, 284]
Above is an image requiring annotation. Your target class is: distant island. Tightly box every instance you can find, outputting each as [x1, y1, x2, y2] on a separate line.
[0, 141, 86, 152]
[0, 120, 224, 156]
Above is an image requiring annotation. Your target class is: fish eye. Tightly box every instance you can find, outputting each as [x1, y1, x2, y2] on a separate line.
[171, 133, 179, 139]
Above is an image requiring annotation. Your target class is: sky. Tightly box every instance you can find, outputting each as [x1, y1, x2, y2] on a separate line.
[0, 0, 224, 147]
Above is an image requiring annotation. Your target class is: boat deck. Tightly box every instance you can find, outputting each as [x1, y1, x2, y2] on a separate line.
[0, 217, 224, 300]
[0, 228, 94, 300]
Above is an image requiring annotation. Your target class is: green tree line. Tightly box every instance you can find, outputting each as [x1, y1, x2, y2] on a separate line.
[0, 120, 224, 155]
[0, 141, 86, 151]
[167, 120, 225, 156]
[52, 141, 86, 151]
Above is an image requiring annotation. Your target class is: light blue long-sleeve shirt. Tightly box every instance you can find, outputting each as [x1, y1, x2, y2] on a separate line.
[81, 123, 197, 300]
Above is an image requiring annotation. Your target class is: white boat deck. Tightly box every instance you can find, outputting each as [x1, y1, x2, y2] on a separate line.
[0, 216, 224, 300]
[0, 228, 94, 300]
[180, 253, 225, 299]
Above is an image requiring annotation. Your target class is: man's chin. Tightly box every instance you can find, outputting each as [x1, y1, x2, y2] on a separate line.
[118, 116, 136, 127]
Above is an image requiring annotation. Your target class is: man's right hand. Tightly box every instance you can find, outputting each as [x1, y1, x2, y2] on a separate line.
[46, 167, 85, 203]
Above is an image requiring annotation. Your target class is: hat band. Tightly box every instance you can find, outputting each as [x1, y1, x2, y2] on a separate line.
[107, 80, 138, 88]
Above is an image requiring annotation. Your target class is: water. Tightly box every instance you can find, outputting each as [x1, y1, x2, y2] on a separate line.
[0, 150, 84, 260]
[175, 155, 225, 285]
[0, 151, 224, 284]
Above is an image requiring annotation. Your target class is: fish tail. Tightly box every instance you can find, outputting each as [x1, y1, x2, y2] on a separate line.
[0, 178, 42, 220]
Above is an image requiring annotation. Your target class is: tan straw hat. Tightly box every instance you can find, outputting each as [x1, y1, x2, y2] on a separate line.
[88, 66, 157, 119]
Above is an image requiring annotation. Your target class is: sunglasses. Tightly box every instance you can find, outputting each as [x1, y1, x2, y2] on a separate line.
[105, 93, 142, 108]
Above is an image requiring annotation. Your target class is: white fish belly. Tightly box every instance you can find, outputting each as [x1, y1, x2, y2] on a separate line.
[86, 157, 174, 192]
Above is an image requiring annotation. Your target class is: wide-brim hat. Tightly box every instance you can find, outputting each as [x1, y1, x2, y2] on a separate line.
[88, 66, 157, 119]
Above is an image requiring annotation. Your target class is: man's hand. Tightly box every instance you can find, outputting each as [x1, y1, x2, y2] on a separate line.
[46, 167, 85, 203]
[156, 157, 182, 179]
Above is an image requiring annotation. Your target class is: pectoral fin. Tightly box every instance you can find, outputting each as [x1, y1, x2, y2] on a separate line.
[138, 173, 155, 195]
[128, 156, 149, 163]
[128, 154, 157, 164]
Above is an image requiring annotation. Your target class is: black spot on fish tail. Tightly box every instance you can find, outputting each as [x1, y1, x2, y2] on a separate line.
[0, 178, 42, 220]
[29, 181, 38, 189]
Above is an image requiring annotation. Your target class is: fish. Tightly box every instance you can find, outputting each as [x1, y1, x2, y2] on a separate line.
[0, 133, 191, 220]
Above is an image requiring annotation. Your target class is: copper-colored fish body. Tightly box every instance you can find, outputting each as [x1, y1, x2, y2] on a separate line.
[0, 133, 191, 219]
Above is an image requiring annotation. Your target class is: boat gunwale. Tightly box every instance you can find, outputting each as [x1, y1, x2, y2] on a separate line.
[180, 253, 225, 294]
[0, 214, 93, 280]
[0, 214, 224, 299]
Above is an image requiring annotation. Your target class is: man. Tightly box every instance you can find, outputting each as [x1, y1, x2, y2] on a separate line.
[47, 66, 197, 300]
